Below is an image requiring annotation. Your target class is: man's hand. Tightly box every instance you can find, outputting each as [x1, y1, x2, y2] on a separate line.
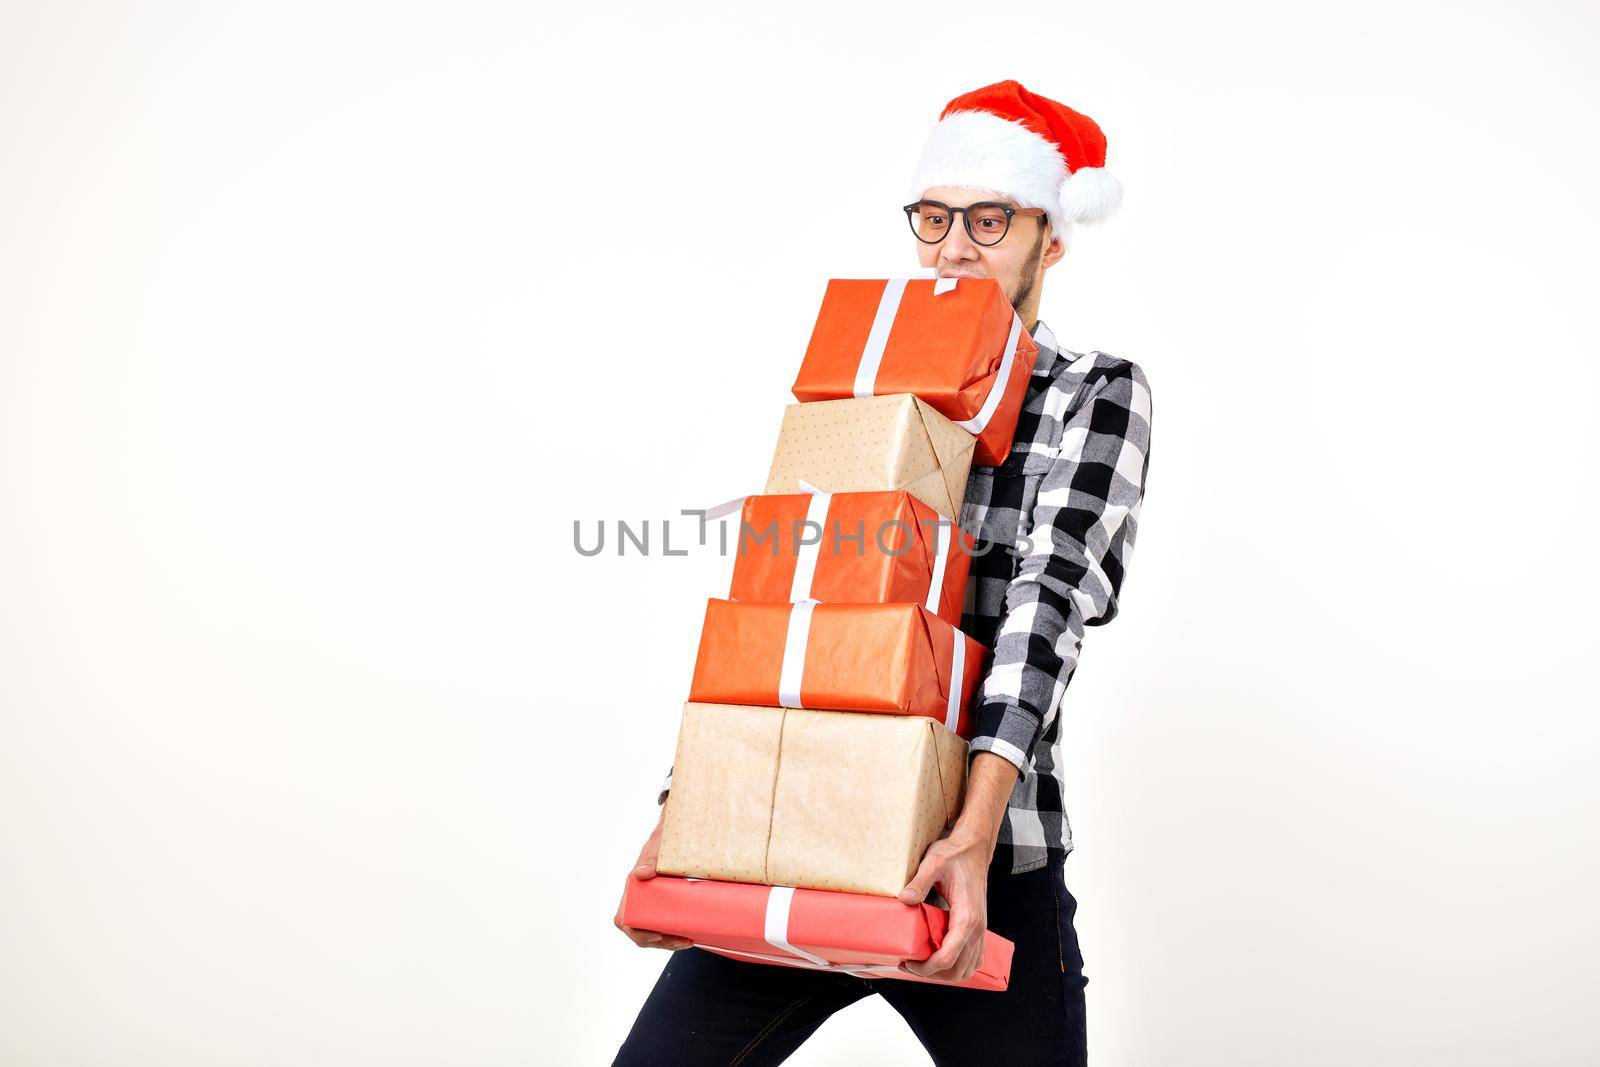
[897, 751, 1019, 983]
[613, 810, 693, 951]
[897, 832, 992, 982]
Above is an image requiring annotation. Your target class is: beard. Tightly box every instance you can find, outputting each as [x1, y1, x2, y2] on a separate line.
[1008, 227, 1047, 311]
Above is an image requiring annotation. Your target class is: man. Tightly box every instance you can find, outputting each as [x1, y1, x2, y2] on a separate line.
[613, 80, 1152, 1065]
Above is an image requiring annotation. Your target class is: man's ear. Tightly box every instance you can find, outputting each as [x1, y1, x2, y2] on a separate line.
[1042, 228, 1068, 270]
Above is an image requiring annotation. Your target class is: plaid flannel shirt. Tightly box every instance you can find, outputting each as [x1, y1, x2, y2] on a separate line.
[658, 320, 1153, 877]
[954, 321, 1153, 873]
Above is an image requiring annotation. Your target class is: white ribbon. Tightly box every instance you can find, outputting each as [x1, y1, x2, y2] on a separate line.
[853, 278, 907, 398]
[694, 944, 903, 978]
[780, 597, 964, 729]
[788, 489, 832, 602]
[923, 520, 953, 615]
[697, 494, 748, 521]
[690, 884, 906, 977]
[854, 275, 956, 396]
[953, 312, 1025, 436]
[778, 599, 817, 708]
[762, 886, 830, 966]
[848, 281, 1023, 437]
[699, 944, 903, 978]
[946, 633, 965, 734]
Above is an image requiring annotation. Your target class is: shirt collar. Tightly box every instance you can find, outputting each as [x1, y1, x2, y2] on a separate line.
[1029, 319, 1060, 376]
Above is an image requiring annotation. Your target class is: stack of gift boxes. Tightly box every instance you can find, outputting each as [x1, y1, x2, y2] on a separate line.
[618, 276, 1039, 991]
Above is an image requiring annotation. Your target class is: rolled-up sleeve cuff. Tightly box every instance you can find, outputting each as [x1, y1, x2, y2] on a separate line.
[966, 702, 1041, 775]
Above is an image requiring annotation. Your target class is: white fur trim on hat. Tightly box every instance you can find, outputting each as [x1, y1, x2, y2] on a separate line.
[909, 109, 1120, 237]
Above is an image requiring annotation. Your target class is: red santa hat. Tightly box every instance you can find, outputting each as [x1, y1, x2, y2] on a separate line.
[908, 79, 1121, 242]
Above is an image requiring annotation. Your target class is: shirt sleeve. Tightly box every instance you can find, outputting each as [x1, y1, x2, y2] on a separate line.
[967, 358, 1153, 774]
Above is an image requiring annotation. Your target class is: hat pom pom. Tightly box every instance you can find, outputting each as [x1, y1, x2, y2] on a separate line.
[1059, 166, 1122, 225]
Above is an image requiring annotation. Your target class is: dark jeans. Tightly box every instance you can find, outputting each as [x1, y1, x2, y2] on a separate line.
[613, 856, 1088, 1066]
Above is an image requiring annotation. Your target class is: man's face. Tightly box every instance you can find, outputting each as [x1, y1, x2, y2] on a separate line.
[913, 185, 1065, 311]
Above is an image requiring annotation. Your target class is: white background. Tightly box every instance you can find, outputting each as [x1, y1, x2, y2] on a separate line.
[3, 1, 1598, 1064]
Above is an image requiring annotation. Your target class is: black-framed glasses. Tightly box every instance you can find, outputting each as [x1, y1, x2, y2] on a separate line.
[902, 199, 1047, 247]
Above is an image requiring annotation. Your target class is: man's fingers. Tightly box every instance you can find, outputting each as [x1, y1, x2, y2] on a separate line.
[632, 823, 663, 879]
[617, 922, 656, 946]
[617, 817, 670, 937]
[954, 932, 984, 982]
[903, 955, 958, 982]
[618, 922, 691, 950]
[942, 911, 979, 953]
[912, 933, 964, 976]
[898, 857, 943, 905]
[902, 935, 978, 982]
[901, 910, 986, 980]
[898, 874, 933, 905]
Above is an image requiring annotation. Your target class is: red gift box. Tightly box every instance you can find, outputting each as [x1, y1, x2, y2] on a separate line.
[688, 600, 988, 738]
[620, 874, 1014, 991]
[729, 489, 973, 629]
[792, 277, 1039, 467]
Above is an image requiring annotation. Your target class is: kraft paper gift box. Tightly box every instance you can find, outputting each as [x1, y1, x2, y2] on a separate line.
[656, 702, 967, 896]
[791, 277, 1039, 467]
[729, 489, 974, 629]
[764, 394, 975, 521]
[687, 599, 988, 737]
[619, 874, 1014, 992]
